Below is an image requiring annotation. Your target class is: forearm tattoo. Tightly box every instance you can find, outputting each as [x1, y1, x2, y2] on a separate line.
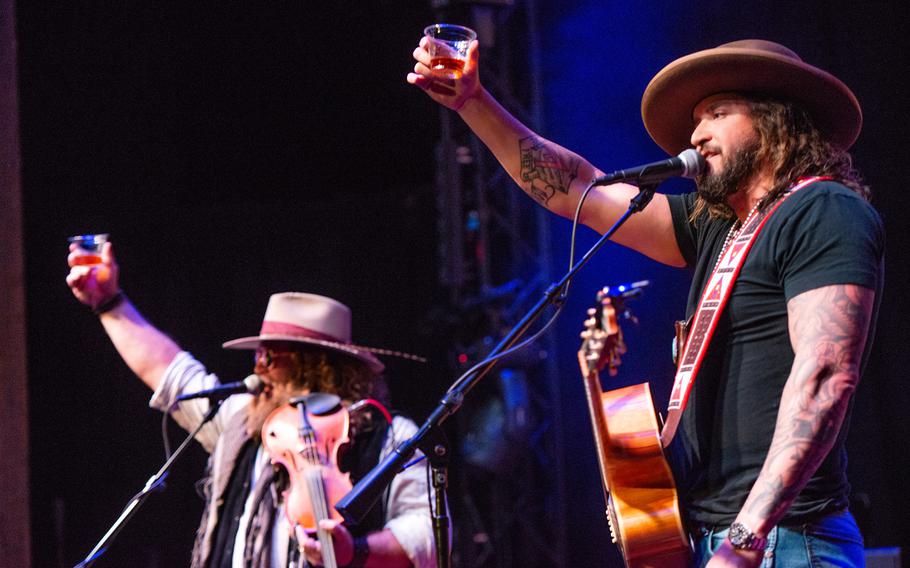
[746, 284, 874, 521]
[518, 136, 581, 206]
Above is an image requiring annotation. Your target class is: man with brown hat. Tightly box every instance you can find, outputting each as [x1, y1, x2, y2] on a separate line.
[67, 244, 436, 567]
[409, 38, 882, 566]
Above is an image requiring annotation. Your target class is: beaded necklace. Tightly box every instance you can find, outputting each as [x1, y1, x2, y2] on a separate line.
[714, 200, 762, 271]
[662, 176, 829, 447]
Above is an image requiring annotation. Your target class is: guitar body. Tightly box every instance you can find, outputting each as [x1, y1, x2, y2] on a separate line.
[595, 382, 689, 567]
[578, 289, 690, 567]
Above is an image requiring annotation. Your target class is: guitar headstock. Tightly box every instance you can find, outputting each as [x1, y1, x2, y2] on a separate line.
[578, 281, 648, 378]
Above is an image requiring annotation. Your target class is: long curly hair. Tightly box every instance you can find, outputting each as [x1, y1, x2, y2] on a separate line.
[692, 95, 870, 220]
[285, 345, 388, 405]
[244, 344, 389, 439]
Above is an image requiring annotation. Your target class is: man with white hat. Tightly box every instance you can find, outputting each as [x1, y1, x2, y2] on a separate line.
[67, 247, 436, 567]
[409, 38, 883, 566]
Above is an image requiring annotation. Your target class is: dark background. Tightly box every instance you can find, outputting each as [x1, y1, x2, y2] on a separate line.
[17, 1, 909, 567]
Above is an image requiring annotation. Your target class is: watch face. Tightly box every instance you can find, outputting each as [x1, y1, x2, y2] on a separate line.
[728, 523, 750, 547]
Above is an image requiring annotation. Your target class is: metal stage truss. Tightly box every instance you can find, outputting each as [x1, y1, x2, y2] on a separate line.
[429, 1, 569, 566]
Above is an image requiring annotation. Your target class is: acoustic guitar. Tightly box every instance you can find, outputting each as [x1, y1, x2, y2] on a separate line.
[577, 287, 691, 567]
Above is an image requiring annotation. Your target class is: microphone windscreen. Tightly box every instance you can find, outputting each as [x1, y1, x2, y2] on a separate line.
[678, 148, 705, 179]
[242, 374, 264, 395]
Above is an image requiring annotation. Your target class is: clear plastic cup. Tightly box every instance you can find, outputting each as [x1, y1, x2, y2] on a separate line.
[423, 23, 476, 80]
[68, 233, 109, 266]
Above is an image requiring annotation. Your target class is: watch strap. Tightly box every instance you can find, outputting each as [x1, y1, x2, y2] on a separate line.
[729, 522, 768, 551]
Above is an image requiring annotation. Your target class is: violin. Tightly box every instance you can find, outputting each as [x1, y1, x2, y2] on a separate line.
[262, 393, 353, 568]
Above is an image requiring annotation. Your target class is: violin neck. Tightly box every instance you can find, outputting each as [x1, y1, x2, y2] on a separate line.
[304, 467, 337, 568]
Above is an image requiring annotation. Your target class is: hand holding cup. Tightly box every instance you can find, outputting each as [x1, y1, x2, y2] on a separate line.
[66, 234, 121, 310]
[408, 24, 480, 111]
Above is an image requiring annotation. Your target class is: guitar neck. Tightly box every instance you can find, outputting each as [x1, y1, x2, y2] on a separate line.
[577, 352, 613, 499]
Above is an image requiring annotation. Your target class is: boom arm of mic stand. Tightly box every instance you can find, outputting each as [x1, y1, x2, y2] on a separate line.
[74, 398, 227, 568]
[335, 183, 660, 528]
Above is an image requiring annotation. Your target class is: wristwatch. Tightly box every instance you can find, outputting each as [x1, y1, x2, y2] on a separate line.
[728, 522, 768, 551]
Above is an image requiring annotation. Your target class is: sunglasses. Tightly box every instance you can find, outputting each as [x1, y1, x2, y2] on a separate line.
[253, 346, 295, 368]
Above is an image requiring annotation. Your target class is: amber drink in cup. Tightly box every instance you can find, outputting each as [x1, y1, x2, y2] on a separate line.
[423, 23, 476, 79]
[68, 233, 109, 266]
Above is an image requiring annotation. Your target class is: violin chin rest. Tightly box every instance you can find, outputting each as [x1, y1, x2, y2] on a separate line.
[289, 393, 343, 416]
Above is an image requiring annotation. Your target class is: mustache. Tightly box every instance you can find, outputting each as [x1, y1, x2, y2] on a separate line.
[699, 144, 722, 156]
[245, 381, 296, 438]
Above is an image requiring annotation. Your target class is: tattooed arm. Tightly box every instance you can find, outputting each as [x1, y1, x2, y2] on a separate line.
[408, 36, 685, 266]
[709, 284, 876, 567]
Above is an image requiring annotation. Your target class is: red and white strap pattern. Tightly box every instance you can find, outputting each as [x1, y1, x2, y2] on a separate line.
[661, 177, 828, 447]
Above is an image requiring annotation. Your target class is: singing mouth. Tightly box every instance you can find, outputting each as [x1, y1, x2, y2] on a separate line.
[700, 151, 721, 173]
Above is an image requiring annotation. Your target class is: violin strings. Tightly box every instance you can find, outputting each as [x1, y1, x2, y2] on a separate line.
[306, 468, 336, 566]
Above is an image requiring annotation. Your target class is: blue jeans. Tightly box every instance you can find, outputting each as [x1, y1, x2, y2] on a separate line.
[692, 509, 865, 567]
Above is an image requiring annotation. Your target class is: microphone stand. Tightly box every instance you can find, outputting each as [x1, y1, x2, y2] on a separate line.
[335, 184, 659, 568]
[74, 398, 227, 568]
[416, 424, 451, 568]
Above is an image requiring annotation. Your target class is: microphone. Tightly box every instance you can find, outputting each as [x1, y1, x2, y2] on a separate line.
[175, 374, 264, 402]
[591, 149, 705, 187]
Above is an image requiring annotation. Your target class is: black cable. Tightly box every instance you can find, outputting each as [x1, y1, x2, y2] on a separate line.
[446, 181, 598, 395]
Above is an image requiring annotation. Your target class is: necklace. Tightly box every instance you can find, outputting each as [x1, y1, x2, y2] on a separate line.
[714, 201, 762, 271]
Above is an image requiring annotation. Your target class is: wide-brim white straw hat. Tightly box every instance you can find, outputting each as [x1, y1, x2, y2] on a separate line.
[223, 292, 422, 374]
[641, 39, 862, 155]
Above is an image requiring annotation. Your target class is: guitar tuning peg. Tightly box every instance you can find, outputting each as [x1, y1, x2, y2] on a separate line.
[587, 307, 597, 316]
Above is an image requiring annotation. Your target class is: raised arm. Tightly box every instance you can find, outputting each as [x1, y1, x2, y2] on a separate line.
[66, 241, 181, 391]
[408, 37, 684, 267]
[710, 284, 876, 567]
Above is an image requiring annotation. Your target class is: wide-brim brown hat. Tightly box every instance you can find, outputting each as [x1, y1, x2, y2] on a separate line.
[222, 292, 389, 373]
[641, 39, 862, 155]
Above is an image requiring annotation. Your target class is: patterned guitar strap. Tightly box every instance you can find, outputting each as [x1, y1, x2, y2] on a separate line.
[660, 177, 830, 448]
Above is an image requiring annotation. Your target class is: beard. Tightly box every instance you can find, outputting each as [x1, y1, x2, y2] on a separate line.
[244, 378, 304, 439]
[695, 137, 762, 206]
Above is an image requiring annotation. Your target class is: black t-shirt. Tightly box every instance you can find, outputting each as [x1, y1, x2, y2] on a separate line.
[666, 181, 884, 526]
